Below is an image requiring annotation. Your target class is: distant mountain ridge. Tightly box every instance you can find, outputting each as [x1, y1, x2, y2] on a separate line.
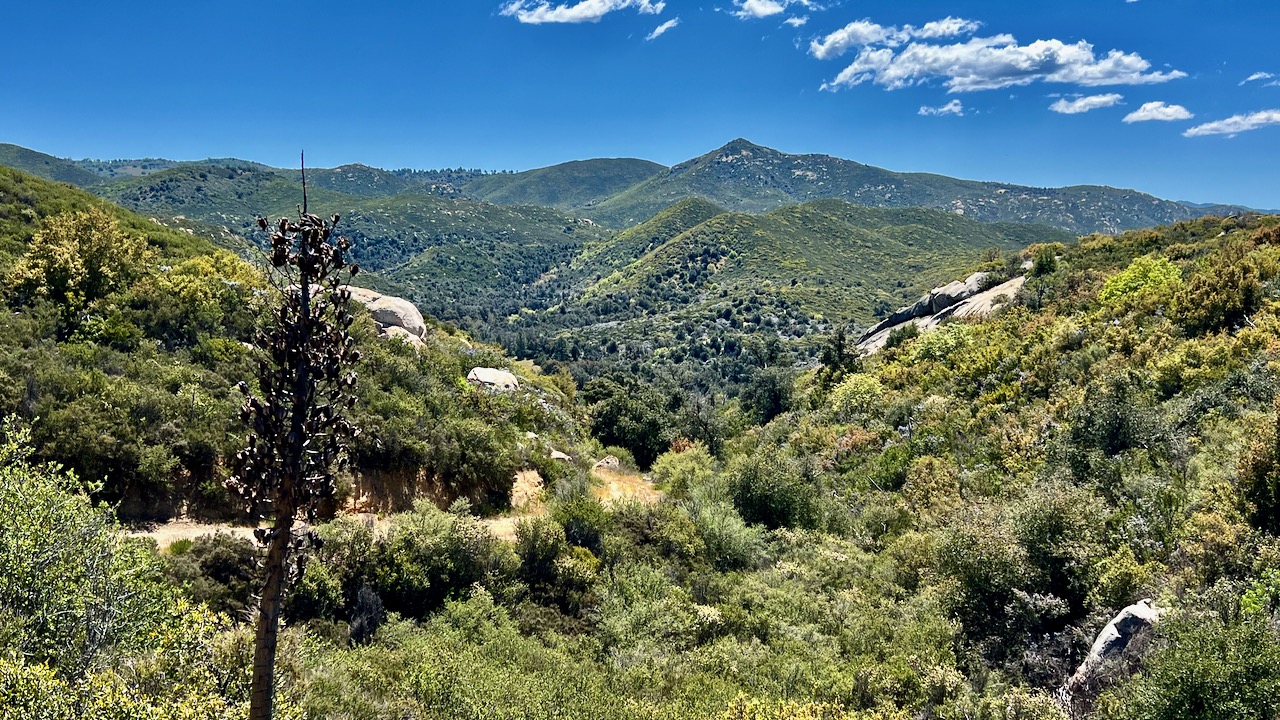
[566, 139, 1248, 234]
[0, 140, 1254, 237]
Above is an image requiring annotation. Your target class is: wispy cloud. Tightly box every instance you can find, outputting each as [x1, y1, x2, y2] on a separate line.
[646, 16, 680, 40]
[1240, 71, 1275, 86]
[919, 99, 965, 116]
[812, 19, 1185, 93]
[784, 15, 808, 27]
[500, 0, 665, 24]
[731, 0, 814, 20]
[1184, 109, 1280, 138]
[1050, 93, 1124, 114]
[1123, 101, 1193, 123]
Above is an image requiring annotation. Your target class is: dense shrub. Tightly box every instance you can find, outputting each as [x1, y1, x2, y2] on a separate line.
[727, 451, 820, 530]
[0, 421, 171, 678]
[163, 531, 259, 618]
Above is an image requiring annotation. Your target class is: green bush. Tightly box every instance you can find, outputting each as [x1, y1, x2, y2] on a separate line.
[0, 419, 171, 678]
[829, 373, 884, 422]
[163, 531, 259, 618]
[552, 491, 611, 556]
[1099, 254, 1183, 309]
[692, 501, 765, 570]
[650, 442, 716, 496]
[727, 451, 820, 530]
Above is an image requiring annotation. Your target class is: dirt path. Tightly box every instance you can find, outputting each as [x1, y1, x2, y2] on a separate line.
[591, 465, 663, 505]
[129, 520, 260, 548]
[134, 464, 662, 547]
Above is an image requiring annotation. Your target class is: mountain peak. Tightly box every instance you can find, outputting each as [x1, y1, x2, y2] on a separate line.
[715, 138, 777, 156]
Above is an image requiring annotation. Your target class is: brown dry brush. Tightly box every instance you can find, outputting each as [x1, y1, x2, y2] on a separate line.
[229, 205, 360, 720]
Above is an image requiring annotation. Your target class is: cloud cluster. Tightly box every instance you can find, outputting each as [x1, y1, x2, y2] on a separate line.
[1123, 101, 1193, 123]
[731, 0, 814, 21]
[500, 0, 665, 24]
[1050, 93, 1124, 114]
[811, 19, 1186, 93]
[809, 17, 980, 60]
[919, 99, 965, 117]
[1184, 110, 1280, 138]
[1241, 72, 1275, 86]
[646, 17, 680, 40]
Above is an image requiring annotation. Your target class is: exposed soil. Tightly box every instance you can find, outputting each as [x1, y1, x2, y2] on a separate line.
[129, 520, 260, 547]
[132, 463, 661, 548]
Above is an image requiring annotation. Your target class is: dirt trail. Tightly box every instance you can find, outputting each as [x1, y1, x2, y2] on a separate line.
[134, 464, 662, 547]
[591, 465, 663, 506]
[129, 521, 260, 547]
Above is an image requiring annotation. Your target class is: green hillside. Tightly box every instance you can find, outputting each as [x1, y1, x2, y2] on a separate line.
[493, 201, 1070, 398]
[583, 139, 1230, 234]
[0, 166, 586, 520]
[88, 162, 614, 318]
[301, 164, 490, 198]
[570, 196, 726, 277]
[0, 143, 104, 187]
[464, 157, 666, 211]
[0, 165, 212, 268]
[588, 200, 1061, 321]
[10, 200, 1280, 718]
[352, 193, 613, 320]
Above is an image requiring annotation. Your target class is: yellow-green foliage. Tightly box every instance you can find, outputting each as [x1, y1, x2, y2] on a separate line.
[8, 207, 156, 316]
[1174, 239, 1278, 333]
[1099, 254, 1182, 308]
[651, 441, 716, 495]
[830, 373, 884, 421]
[0, 423, 306, 719]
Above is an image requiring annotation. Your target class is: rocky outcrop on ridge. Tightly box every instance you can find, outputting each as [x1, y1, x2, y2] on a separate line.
[344, 286, 428, 345]
[857, 272, 1025, 353]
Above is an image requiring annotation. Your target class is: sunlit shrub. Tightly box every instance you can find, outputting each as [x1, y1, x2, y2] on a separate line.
[1098, 254, 1182, 310]
[830, 373, 884, 422]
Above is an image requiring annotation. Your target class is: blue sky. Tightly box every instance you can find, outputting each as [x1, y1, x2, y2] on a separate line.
[4, 0, 1279, 208]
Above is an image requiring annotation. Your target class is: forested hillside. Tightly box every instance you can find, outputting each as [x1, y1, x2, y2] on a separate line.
[496, 201, 1070, 409]
[0, 151, 1071, 402]
[486, 139, 1243, 234]
[0, 167, 586, 519]
[2, 150, 1279, 718]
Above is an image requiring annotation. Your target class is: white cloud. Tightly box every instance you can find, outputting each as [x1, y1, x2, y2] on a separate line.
[500, 0, 664, 24]
[917, 17, 982, 39]
[810, 20, 899, 59]
[919, 99, 965, 116]
[1050, 93, 1124, 114]
[1123, 101, 1193, 123]
[645, 17, 680, 40]
[784, 15, 808, 27]
[1241, 71, 1275, 86]
[732, 0, 812, 20]
[820, 33, 1186, 93]
[1184, 109, 1280, 138]
[809, 16, 979, 60]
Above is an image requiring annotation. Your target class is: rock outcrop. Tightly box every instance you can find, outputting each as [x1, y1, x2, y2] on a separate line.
[380, 325, 425, 349]
[1072, 599, 1161, 682]
[1059, 598, 1162, 709]
[857, 272, 1024, 354]
[467, 367, 519, 391]
[344, 285, 428, 340]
